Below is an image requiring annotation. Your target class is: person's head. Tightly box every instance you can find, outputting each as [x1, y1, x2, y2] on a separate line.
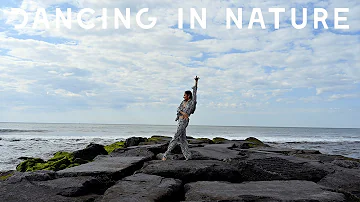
[183, 90, 192, 101]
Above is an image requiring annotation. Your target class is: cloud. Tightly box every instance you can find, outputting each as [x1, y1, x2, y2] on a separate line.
[0, 0, 359, 127]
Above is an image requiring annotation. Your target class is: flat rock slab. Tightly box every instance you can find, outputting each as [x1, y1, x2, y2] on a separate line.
[230, 155, 329, 182]
[101, 173, 182, 202]
[127, 143, 169, 154]
[138, 160, 243, 183]
[57, 156, 146, 178]
[184, 180, 346, 201]
[318, 169, 360, 198]
[0, 180, 99, 202]
[189, 143, 242, 160]
[34, 176, 103, 197]
[110, 147, 155, 160]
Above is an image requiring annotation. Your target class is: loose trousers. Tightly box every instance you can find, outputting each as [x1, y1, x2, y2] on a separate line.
[163, 118, 191, 160]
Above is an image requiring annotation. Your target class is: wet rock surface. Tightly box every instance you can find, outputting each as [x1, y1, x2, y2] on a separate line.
[1, 136, 359, 202]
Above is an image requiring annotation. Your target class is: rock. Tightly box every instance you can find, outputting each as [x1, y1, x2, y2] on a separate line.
[6, 170, 56, 183]
[140, 136, 172, 145]
[57, 156, 147, 179]
[318, 169, 360, 199]
[188, 138, 214, 144]
[233, 156, 329, 182]
[72, 143, 108, 161]
[244, 137, 269, 147]
[125, 137, 147, 147]
[16, 158, 45, 172]
[126, 143, 169, 155]
[110, 147, 155, 160]
[104, 141, 125, 154]
[0, 170, 14, 181]
[155, 153, 185, 160]
[212, 137, 229, 144]
[34, 176, 104, 197]
[0, 179, 98, 202]
[332, 159, 360, 169]
[184, 180, 346, 201]
[138, 160, 243, 183]
[101, 173, 182, 202]
[189, 143, 243, 161]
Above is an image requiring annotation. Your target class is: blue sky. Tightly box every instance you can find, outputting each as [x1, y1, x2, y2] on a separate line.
[0, 0, 359, 128]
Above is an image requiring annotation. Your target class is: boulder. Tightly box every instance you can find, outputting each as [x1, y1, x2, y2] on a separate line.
[72, 143, 108, 161]
[101, 173, 182, 202]
[138, 160, 243, 183]
[124, 137, 147, 147]
[184, 180, 346, 201]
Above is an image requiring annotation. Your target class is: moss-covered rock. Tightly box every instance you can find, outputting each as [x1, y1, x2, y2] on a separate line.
[144, 136, 171, 144]
[212, 137, 228, 144]
[104, 141, 125, 154]
[16, 158, 45, 172]
[245, 137, 265, 147]
[16, 151, 89, 172]
[0, 171, 14, 181]
[189, 138, 214, 144]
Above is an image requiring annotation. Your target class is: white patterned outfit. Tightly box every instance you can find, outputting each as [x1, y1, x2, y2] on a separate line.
[163, 85, 197, 160]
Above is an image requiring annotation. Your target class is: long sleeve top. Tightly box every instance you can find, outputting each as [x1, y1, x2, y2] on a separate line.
[175, 85, 197, 121]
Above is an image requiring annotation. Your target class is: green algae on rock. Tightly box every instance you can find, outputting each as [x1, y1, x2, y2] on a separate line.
[104, 141, 125, 154]
[212, 137, 228, 144]
[16, 152, 85, 172]
[245, 137, 265, 147]
[0, 172, 14, 181]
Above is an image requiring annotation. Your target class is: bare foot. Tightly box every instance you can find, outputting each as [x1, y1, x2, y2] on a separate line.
[162, 157, 167, 161]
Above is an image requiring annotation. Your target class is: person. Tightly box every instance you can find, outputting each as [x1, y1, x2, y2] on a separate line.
[162, 76, 199, 161]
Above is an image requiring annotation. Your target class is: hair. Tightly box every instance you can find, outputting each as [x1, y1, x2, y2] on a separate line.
[185, 91, 192, 99]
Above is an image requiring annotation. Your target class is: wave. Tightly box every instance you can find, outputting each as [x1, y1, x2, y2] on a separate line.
[267, 141, 360, 144]
[0, 129, 48, 133]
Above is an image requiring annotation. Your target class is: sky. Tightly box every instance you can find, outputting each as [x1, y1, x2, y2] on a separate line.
[0, 0, 359, 128]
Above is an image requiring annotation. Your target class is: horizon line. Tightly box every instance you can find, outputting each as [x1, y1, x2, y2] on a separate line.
[1, 121, 359, 130]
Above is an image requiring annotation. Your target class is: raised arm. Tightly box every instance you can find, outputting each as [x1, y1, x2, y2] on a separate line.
[192, 76, 199, 102]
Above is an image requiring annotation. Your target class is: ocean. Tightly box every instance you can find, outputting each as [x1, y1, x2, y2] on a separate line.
[1, 122, 360, 171]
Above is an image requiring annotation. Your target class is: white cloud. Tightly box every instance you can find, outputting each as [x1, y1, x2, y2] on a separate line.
[0, 0, 359, 126]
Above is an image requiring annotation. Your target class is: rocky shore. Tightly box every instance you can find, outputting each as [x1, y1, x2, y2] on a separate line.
[1, 136, 359, 202]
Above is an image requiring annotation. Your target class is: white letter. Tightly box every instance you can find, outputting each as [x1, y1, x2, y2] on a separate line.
[11, 8, 28, 29]
[226, 8, 242, 29]
[115, 8, 130, 29]
[248, 8, 265, 29]
[33, 8, 50, 29]
[269, 8, 285, 29]
[77, 8, 95, 30]
[190, 8, 206, 29]
[136, 8, 157, 29]
[178, 8, 183, 29]
[291, 8, 307, 29]
[102, 8, 107, 29]
[334, 8, 349, 29]
[314, 8, 328, 29]
[56, 8, 71, 29]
